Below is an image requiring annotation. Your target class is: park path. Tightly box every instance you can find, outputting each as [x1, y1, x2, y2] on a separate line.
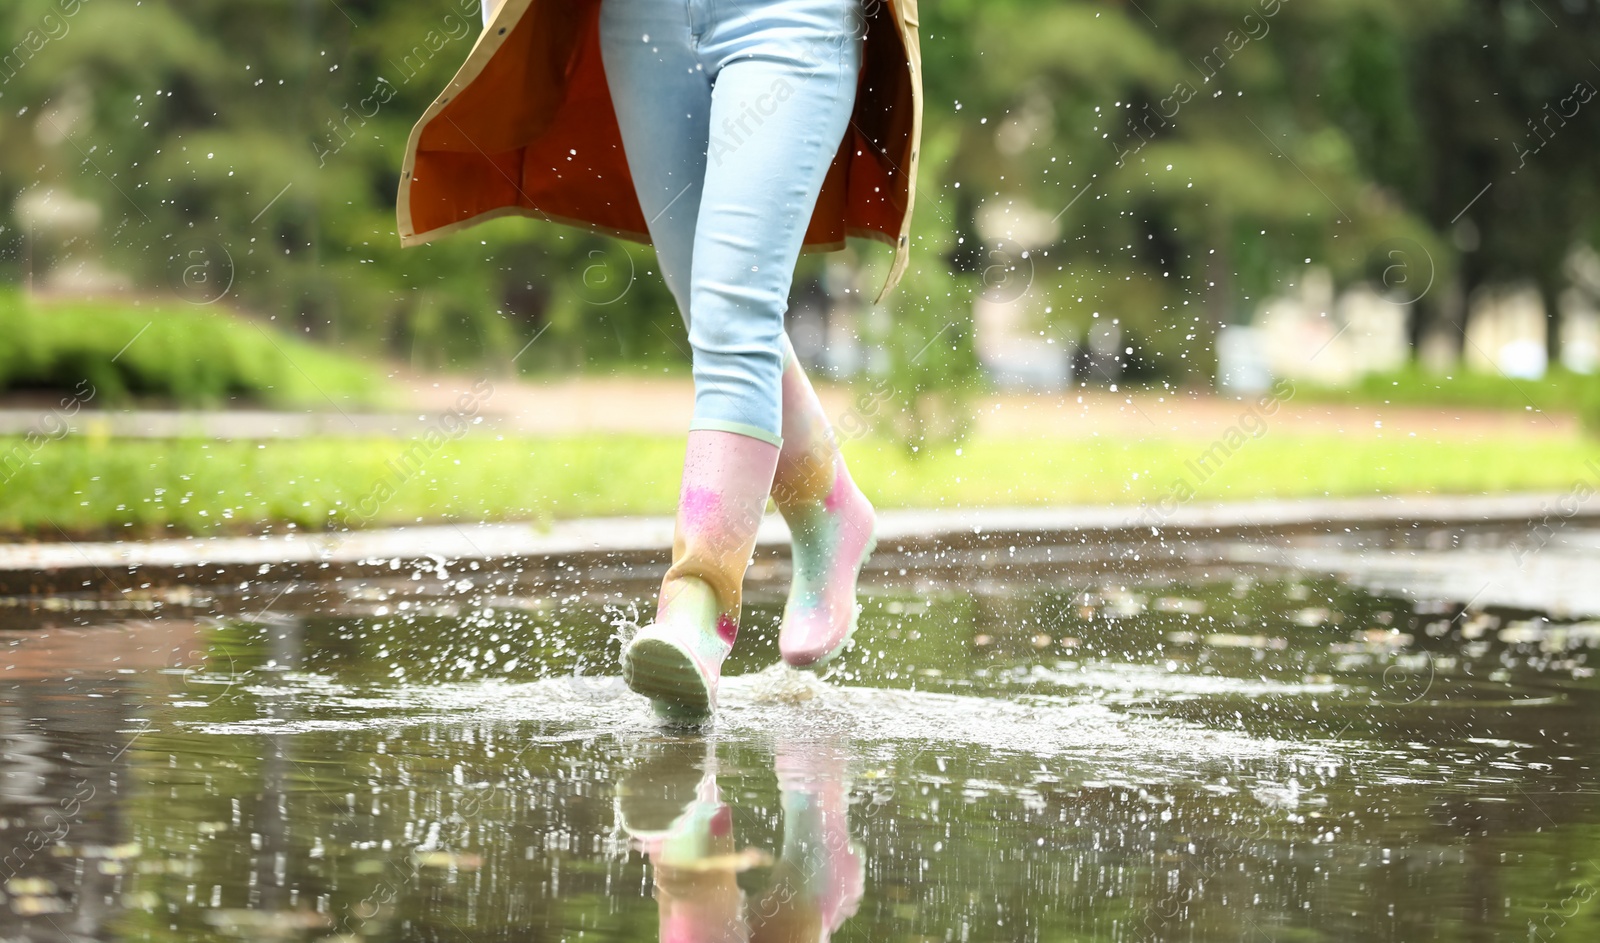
[0, 373, 1577, 441]
[393, 371, 1583, 442]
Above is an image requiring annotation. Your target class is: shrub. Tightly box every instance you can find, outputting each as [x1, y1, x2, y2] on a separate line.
[0, 291, 386, 408]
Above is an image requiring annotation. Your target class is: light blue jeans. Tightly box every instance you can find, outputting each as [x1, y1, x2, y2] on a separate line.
[599, 0, 865, 446]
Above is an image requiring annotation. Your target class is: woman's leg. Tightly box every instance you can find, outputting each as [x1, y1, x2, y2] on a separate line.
[597, 0, 709, 319]
[601, 0, 761, 722]
[600, 0, 863, 720]
[601, 0, 865, 440]
[683, 0, 873, 672]
[686, 0, 865, 442]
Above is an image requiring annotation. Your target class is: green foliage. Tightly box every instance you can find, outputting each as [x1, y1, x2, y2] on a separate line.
[908, 0, 1481, 382]
[874, 258, 983, 456]
[1302, 363, 1600, 441]
[1, 0, 1597, 388]
[0, 0, 682, 373]
[0, 290, 385, 407]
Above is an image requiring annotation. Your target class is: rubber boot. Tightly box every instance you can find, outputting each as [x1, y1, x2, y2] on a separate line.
[615, 737, 718, 844]
[616, 740, 748, 943]
[749, 739, 865, 941]
[649, 780, 746, 943]
[624, 429, 780, 723]
[770, 353, 877, 668]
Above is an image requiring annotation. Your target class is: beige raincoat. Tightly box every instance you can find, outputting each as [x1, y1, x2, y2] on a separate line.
[396, 0, 922, 303]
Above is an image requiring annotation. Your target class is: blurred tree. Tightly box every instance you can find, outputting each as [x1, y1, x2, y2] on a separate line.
[0, 0, 678, 374]
[1404, 0, 1600, 362]
[0, 0, 1595, 391]
[916, 0, 1456, 381]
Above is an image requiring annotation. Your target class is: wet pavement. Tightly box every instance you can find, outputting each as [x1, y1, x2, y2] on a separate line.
[1, 513, 1598, 942]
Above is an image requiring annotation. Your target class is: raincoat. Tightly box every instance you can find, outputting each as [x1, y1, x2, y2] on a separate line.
[396, 0, 922, 304]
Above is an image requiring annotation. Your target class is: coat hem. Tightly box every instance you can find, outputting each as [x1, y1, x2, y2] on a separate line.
[400, 205, 653, 249]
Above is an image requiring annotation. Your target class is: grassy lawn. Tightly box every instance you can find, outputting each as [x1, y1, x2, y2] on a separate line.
[3, 433, 1597, 538]
[1294, 365, 1600, 422]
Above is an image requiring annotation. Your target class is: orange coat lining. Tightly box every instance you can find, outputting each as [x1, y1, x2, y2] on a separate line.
[398, 0, 921, 303]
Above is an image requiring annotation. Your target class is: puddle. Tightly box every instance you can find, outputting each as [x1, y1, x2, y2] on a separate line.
[1, 522, 1598, 941]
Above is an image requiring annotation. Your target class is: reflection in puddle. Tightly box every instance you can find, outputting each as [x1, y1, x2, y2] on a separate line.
[618, 738, 861, 943]
[1, 522, 1598, 941]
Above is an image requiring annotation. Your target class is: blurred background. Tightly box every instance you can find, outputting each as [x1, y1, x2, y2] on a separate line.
[7, 8, 1600, 942]
[2, 0, 1600, 537]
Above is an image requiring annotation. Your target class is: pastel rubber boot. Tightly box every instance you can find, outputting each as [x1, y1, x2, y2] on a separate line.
[651, 789, 746, 943]
[616, 743, 747, 943]
[615, 737, 718, 844]
[624, 429, 780, 723]
[770, 353, 877, 668]
[749, 740, 864, 940]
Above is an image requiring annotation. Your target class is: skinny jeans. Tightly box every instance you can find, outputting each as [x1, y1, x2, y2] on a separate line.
[597, 0, 864, 445]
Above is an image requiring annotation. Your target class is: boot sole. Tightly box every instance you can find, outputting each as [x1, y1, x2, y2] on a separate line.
[623, 637, 713, 724]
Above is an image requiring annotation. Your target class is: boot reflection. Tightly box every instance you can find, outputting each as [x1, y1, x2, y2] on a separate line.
[617, 738, 754, 943]
[618, 738, 865, 943]
[749, 740, 865, 942]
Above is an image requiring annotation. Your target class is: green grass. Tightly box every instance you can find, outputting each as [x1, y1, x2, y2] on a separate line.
[3, 433, 1597, 538]
[1295, 365, 1599, 416]
[0, 291, 389, 408]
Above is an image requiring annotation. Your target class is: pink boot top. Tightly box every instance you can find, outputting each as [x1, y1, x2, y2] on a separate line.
[760, 740, 865, 938]
[772, 355, 876, 667]
[664, 428, 781, 620]
[777, 459, 875, 667]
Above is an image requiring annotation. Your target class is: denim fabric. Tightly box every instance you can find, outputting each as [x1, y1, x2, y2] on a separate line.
[599, 0, 864, 445]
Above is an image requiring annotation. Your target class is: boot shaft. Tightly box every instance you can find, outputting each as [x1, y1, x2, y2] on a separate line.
[662, 428, 782, 623]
